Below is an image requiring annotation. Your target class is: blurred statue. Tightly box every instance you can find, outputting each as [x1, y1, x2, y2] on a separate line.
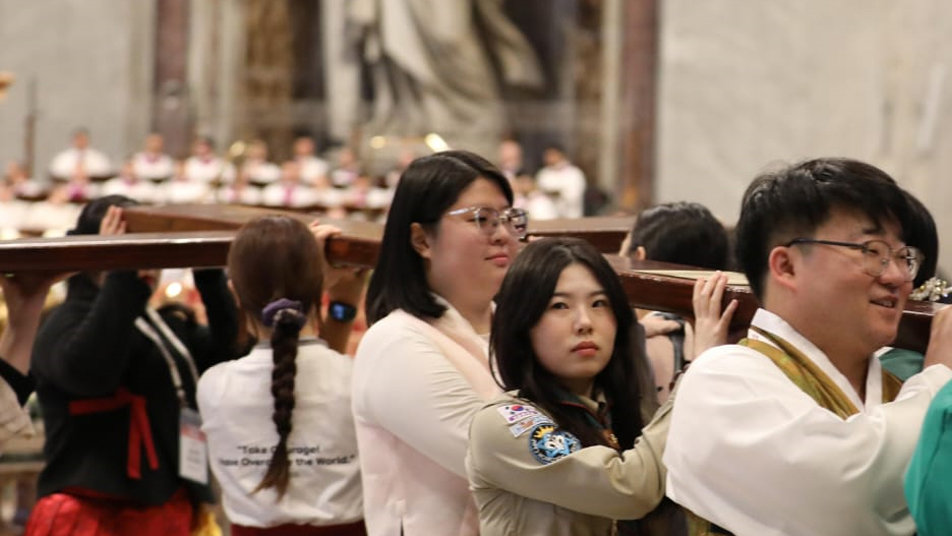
[340, 0, 543, 156]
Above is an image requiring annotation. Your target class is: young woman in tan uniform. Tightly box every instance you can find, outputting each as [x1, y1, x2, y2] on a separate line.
[466, 237, 734, 536]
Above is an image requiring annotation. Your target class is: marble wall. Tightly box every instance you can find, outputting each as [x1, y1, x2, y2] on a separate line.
[656, 0, 952, 272]
[0, 0, 154, 175]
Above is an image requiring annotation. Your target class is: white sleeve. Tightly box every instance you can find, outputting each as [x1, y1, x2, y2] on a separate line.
[353, 327, 486, 478]
[664, 347, 952, 536]
[0, 380, 32, 450]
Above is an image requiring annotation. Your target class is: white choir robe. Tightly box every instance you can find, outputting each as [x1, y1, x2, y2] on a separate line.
[183, 156, 233, 183]
[216, 184, 262, 206]
[260, 182, 319, 208]
[535, 163, 586, 218]
[239, 161, 281, 187]
[100, 177, 161, 204]
[132, 152, 175, 182]
[297, 156, 329, 186]
[49, 148, 113, 179]
[161, 180, 211, 204]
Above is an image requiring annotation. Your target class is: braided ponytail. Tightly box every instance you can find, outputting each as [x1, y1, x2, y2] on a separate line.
[228, 216, 323, 501]
[254, 299, 308, 498]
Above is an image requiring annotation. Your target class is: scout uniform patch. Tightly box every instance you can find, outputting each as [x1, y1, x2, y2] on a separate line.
[528, 423, 580, 465]
[496, 403, 542, 424]
[508, 413, 553, 437]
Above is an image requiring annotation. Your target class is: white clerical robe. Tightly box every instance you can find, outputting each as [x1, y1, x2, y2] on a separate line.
[664, 308, 952, 536]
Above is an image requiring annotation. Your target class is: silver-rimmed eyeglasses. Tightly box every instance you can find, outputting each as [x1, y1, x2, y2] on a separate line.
[445, 206, 529, 240]
[785, 238, 925, 282]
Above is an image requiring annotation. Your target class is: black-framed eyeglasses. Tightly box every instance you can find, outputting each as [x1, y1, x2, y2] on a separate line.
[785, 238, 925, 282]
[445, 206, 529, 240]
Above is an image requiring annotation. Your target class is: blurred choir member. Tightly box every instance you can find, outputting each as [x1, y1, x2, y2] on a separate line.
[48, 128, 113, 182]
[330, 147, 360, 189]
[234, 139, 281, 187]
[512, 173, 557, 221]
[536, 144, 586, 218]
[164, 160, 211, 204]
[1, 160, 45, 201]
[497, 139, 525, 182]
[344, 174, 392, 211]
[261, 161, 319, 208]
[131, 133, 175, 182]
[182, 137, 232, 184]
[216, 168, 262, 206]
[101, 160, 160, 204]
[293, 135, 330, 187]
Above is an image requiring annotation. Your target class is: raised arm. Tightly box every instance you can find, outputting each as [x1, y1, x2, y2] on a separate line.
[467, 395, 673, 519]
[186, 268, 242, 371]
[689, 271, 738, 359]
[31, 206, 156, 395]
[309, 220, 367, 354]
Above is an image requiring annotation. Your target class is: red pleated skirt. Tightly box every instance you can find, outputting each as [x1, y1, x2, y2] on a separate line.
[230, 520, 367, 536]
[24, 488, 193, 536]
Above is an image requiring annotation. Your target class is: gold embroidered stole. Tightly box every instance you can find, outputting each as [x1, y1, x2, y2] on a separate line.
[686, 325, 902, 535]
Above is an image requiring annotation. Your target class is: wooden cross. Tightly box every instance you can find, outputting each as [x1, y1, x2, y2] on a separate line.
[0, 204, 936, 352]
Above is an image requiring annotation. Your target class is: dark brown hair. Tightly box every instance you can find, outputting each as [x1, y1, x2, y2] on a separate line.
[227, 215, 323, 498]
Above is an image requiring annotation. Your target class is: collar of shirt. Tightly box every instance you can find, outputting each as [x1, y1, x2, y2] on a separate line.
[750, 308, 885, 410]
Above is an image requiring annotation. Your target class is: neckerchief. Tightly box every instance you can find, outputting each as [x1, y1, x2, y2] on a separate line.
[554, 388, 619, 450]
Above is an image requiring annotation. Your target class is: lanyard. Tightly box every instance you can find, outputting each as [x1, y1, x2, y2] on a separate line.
[135, 307, 199, 407]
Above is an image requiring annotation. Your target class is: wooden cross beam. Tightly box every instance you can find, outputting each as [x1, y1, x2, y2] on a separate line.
[0, 204, 936, 352]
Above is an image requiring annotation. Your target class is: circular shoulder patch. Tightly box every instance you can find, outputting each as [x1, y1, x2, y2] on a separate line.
[528, 423, 581, 465]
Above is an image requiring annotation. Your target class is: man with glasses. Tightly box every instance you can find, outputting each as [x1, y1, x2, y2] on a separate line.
[664, 158, 952, 536]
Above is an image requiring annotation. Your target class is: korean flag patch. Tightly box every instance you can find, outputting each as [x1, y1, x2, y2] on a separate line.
[528, 424, 581, 465]
[496, 404, 541, 424]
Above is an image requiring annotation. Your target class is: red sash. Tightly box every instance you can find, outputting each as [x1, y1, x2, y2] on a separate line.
[68, 387, 159, 479]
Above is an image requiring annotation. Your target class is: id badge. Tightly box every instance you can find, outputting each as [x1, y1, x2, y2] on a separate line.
[179, 407, 208, 485]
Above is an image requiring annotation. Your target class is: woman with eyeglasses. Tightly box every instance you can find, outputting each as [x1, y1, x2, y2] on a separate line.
[352, 150, 527, 535]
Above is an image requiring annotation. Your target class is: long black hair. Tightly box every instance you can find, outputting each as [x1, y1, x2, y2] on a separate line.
[491, 237, 645, 449]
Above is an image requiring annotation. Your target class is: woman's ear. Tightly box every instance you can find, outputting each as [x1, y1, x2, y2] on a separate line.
[410, 222, 432, 260]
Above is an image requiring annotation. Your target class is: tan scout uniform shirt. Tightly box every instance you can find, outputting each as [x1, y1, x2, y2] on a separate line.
[466, 391, 673, 536]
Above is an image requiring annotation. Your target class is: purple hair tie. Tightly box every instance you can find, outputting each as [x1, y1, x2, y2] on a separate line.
[261, 298, 306, 328]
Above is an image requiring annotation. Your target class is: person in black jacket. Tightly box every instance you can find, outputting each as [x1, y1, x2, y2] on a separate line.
[25, 195, 241, 536]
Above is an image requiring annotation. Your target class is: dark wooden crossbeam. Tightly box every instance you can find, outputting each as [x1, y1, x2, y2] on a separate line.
[0, 204, 935, 352]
